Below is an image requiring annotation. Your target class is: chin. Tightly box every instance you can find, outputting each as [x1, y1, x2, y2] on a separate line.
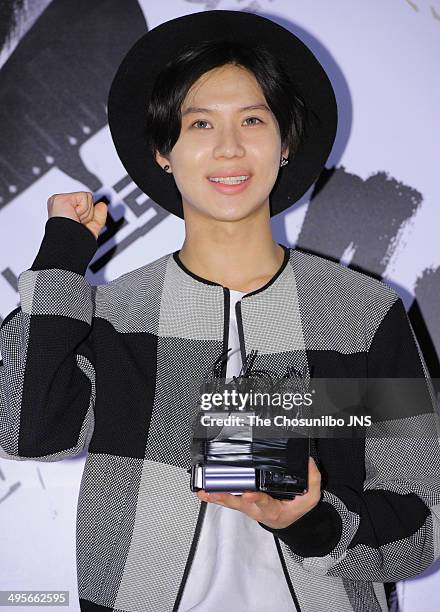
[182, 192, 269, 222]
[206, 204, 261, 222]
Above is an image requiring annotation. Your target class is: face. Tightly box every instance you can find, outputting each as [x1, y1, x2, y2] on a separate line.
[155, 63, 288, 222]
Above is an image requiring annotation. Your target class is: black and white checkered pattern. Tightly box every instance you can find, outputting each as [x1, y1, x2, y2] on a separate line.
[1, 217, 440, 612]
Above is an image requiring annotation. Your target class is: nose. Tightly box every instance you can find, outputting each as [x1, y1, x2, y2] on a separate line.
[213, 123, 245, 159]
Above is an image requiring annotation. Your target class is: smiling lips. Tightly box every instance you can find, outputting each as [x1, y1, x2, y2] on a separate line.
[208, 171, 250, 194]
[209, 175, 248, 184]
[207, 173, 251, 194]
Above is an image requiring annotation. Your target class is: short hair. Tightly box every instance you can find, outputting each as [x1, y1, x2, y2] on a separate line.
[145, 39, 309, 162]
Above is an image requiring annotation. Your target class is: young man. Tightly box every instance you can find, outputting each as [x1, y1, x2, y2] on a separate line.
[1, 10, 439, 612]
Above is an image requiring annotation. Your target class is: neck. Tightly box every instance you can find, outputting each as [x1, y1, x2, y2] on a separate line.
[178, 203, 286, 293]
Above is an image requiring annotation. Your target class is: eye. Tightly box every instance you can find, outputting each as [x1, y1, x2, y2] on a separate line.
[192, 120, 210, 129]
[244, 117, 263, 126]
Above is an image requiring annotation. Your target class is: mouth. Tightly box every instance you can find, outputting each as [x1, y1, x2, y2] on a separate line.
[207, 175, 251, 194]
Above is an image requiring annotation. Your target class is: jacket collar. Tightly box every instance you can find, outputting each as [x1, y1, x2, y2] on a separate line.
[171, 243, 291, 298]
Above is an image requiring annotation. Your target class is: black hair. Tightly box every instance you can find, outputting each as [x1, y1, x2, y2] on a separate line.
[145, 39, 308, 162]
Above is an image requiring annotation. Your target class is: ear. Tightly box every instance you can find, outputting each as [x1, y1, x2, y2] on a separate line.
[282, 145, 289, 159]
[155, 150, 171, 171]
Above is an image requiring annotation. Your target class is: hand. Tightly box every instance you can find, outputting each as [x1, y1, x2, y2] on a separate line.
[196, 457, 321, 530]
[47, 191, 108, 240]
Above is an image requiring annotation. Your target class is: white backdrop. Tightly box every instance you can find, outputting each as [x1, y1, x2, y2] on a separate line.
[1, 1, 439, 610]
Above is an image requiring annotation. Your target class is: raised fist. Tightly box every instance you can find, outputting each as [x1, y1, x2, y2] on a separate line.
[47, 191, 107, 240]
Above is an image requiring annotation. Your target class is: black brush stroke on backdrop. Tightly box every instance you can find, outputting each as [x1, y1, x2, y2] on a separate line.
[0, 0, 25, 52]
[297, 166, 422, 279]
[0, 0, 147, 207]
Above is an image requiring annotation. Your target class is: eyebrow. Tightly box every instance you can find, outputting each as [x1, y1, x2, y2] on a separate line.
[181, 104, 271, 116]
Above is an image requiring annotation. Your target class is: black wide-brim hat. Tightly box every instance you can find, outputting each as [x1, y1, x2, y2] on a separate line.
[107, 10, 337, 218]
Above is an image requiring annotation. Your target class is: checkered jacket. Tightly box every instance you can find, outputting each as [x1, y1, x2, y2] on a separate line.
[1, 216, 440, 612]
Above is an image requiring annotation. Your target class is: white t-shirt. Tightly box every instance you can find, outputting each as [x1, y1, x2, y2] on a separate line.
[178, 290, 297, 612]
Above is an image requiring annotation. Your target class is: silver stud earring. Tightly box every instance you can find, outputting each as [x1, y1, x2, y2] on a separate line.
[280, 156, 289, 167]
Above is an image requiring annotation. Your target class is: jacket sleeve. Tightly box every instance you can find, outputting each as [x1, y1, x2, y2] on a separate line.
[0, 216, 98, 461]
[259, 292, 440, 582]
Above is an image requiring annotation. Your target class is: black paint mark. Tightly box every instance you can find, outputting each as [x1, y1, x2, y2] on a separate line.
[0, 0, 25, 53]
[0, 0, 147, 209]
[36, 466, 46, 490]
[0, 480, 21, 503]
[297, 166, 422, 279]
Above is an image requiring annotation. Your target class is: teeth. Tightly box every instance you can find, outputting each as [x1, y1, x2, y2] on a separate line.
[209, 176, 249, 185]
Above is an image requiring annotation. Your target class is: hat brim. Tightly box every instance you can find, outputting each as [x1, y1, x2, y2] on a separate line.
[107, 10, 337, 218]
